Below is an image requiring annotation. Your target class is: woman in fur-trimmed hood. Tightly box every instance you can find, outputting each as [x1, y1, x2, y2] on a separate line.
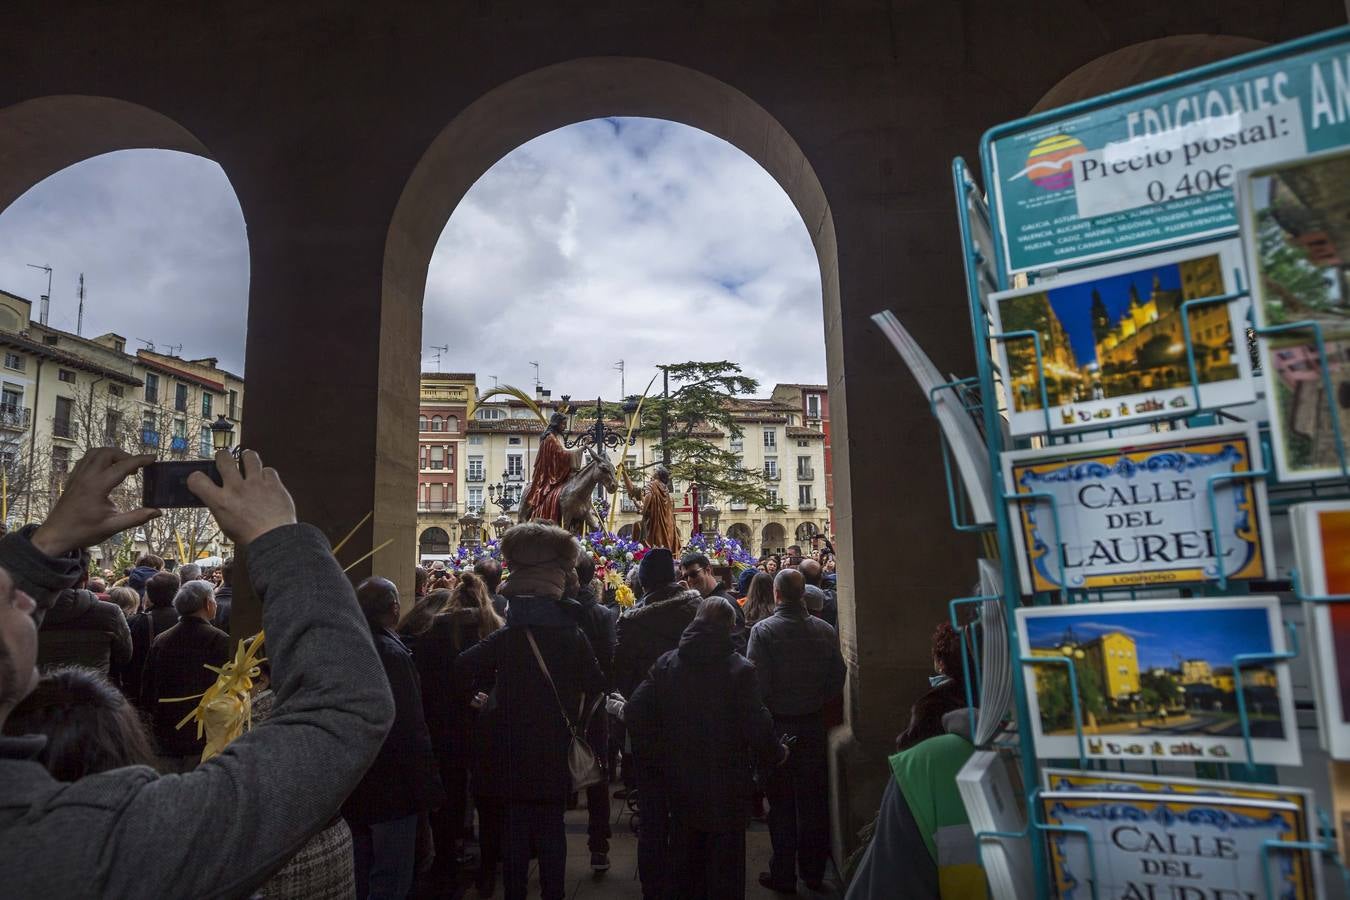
[454, 521, 604, 900]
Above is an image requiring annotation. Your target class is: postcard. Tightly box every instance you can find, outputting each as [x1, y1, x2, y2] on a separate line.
[1041, 769, 1319, 897]
[1003, 425, 1272, 593]
[1040, 791, 1312, 900]
[1016, 597, 1299, 766]
[1240, 147, 1350, 481]
[988, 240, 1254, 436]
[1291, 501, 1350, 759]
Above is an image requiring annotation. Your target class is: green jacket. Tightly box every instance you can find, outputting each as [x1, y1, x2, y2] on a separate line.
[889, 732, 983, 898]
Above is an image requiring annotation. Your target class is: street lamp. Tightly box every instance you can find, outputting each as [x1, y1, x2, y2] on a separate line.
[458, 510, 484, 548]
[699, 500, 720, 536]
[210, 415, 235, 452]
[492, 513, 513, 538]
[487, 472, 517, 512]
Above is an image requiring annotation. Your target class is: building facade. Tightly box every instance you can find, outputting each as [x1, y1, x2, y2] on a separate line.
[414, 374, 831, 563]
[0, 289, 245, 565]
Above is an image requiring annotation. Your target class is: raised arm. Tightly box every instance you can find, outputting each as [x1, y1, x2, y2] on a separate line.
[100, 451, 395, 899]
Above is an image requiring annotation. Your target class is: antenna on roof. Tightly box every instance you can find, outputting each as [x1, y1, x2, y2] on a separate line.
[429, 344, 448, 372]
[529, 361, 540, 389]
[76, 274, 85, 337]
[135, 338, 156, 352]
[614, 359, 625, 397]
[25, 264, 52, 326]
[166, 343, 183, 357]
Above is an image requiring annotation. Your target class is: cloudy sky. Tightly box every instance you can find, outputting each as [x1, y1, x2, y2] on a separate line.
[0, 117, 826, 398]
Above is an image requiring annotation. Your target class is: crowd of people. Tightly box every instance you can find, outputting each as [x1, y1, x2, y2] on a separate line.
[0, 446, 911, 900]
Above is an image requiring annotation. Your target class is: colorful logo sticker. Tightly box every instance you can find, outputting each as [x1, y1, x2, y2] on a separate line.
[1011, 134, 1087, 191]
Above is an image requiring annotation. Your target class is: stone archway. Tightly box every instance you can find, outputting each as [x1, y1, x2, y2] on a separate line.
[726, 522, 752, 553]
[761, 522, 787, 556]
[418, 526, 451, 557]
[795, 521, 819, 544]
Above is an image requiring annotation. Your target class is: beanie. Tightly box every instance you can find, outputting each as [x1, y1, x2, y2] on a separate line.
[638, 548, 676, 592]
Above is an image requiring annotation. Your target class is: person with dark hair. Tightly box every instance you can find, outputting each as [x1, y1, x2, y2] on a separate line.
[741, 572, 777, 627]
[626, 597, 786, 899]
[474, 557, 508, 617]
[0, 447, 395, 898]
[3, 665, 156, 781]
[35, 549, 132, 677]
[568, 551, 618, 873]
[141, 580, 228, 772]
[399, 573, 503, 895]
[413, 565, 429, 602]
[456, 522, 604, 900]
[747, 569, 846, 894]
[614, 547, 704, 899]
[895, 622, 970, 752]
[125, 553, 163, 600]
[212, 557, 233, 633]
[123, 570, 180, 705]
[344, 576, 445, 900]
[680, 551, 742, 624]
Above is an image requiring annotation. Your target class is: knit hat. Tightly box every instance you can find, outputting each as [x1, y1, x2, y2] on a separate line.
[500, 521, 580, 598]
[804, 584, 826, 613]
[638, 548, 676, 591]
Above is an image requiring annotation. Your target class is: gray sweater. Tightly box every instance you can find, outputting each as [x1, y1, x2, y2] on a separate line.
[0, 523, 395, 899]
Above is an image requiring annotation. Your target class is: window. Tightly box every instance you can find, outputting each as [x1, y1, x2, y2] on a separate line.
[105, 409, 122, 441]
[798, 485, 813, 506]
[476, 408, 504, 420]
[228, 389, 238, 419]
[57, 369, 76, 384]
[0, 386, 20, 413]
[174, 383, 188, 412]
[201, 393, 212, 418]
[729, 435, 743, 452]
[468, 456, 484, 480]
[2, 354, 22, 372]
[508, 436, 522, 446]
[469, 435, 484, 445]
[765, 488, 778, 506]
[199, 425, 212, 458]
[51, 446, 70, 479]
[806, 393, 821, 419]
[763, 428, 777, 450]
[112, 338, 125, 353]
[797, 456, 812, 478]
[797, 439, 809, 448]
[764, 458, 778, 478]
[144, 373, 159, 404]
[431, 415, 443, 432]
[53, 397, 73, 438]
[446, 415, 459, 433]
[174, 418, 187, 438]
[418, 415, 428, 431]
[42, 335, 57, 347]
[109, 384, 123, 398]
[506, 453, 523, 479]
[467, 486, 484, 511]
[430, 446, 445, 469]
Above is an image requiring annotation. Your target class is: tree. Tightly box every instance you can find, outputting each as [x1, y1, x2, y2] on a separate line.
[636, 361, 783, 511]
[1257, 210, 1338, 323]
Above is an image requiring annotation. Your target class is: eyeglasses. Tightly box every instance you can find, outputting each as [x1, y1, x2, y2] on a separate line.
[680, 566, 704, 579]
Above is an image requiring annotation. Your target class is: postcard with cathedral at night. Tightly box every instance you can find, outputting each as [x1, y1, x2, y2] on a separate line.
[990, 240, 1255, 436]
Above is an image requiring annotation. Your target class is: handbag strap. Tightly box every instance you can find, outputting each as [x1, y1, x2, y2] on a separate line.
[525, 628, 576, 734]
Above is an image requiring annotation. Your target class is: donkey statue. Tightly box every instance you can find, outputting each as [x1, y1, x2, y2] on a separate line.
[517, 444, 618, 534]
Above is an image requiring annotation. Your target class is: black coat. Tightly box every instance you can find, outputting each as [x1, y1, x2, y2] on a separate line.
[123, 606, 179, 703]
[625, 617, 780, 832]
[614, 584, 703, 697]
[36, 588, 132, 675]
[212, 585, 233, 633]
[570, 586, 617, 691]
[342, 626, 445, 825]
[456, 594, 604, 802]
[141, 616, 230, 757]
[402, 609, 486, 767]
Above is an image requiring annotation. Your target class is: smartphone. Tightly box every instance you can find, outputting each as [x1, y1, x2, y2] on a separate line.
[141, 460, 223, 508]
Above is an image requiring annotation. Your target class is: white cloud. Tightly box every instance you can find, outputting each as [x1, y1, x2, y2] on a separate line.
[0, 150, 249, 372]
[0, 119, 827, 400]
[423, 117, 826, 399]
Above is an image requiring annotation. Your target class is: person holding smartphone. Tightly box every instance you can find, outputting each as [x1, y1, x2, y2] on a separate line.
[0, 448, 395, 899]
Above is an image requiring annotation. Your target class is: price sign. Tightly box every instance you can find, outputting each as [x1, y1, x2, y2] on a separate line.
[987, 29, 1350, 275]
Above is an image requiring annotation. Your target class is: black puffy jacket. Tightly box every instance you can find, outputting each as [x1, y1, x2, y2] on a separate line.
[37, 589, 132, 675]
[614, 583, 702, 697]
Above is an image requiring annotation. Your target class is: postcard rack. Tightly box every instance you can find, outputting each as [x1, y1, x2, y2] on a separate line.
[931, 25, 1350, 897]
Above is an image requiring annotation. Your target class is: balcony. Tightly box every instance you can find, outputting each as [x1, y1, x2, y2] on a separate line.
[504, 472, 524, 482]
[170, 436, 190, 454]
[0, 407, 29, 432]
[620, 497, 638, 513]
[467, 471, 485, 482]
[465, 504, 485, 516]
[52, 419, 75, 440]
[796, 468, 815, 481]
[418, 501, 459, 514]
[798, 501, 817, 511]
[141, 430, 160, 448]
[763, 470, 780, 481]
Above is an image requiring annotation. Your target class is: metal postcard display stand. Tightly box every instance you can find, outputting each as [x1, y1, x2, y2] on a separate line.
[938, 24, 1350, 899]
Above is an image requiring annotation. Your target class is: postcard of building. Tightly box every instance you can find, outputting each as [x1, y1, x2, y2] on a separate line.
[1003, 424, 1273, 594]
[1041, 769, 1319, 897]
[1016, 597, 1299, 765]
[988, 240, 1253, 436]
[1240, 148, 1350, 481]
[1040, 791, 1312, 900]
[1291, 501, 1350, 759]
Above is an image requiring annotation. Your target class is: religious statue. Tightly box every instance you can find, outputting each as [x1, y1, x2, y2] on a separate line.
[623, 465, 680, 554]
[518, 409, 620, 534]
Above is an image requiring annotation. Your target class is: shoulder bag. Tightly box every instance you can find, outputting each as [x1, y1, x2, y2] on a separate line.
[525, 628, 605, 792]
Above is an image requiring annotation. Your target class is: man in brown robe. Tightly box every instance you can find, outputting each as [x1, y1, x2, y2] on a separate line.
[521, 413, 578, 524]
[623, 465, 680, 553]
